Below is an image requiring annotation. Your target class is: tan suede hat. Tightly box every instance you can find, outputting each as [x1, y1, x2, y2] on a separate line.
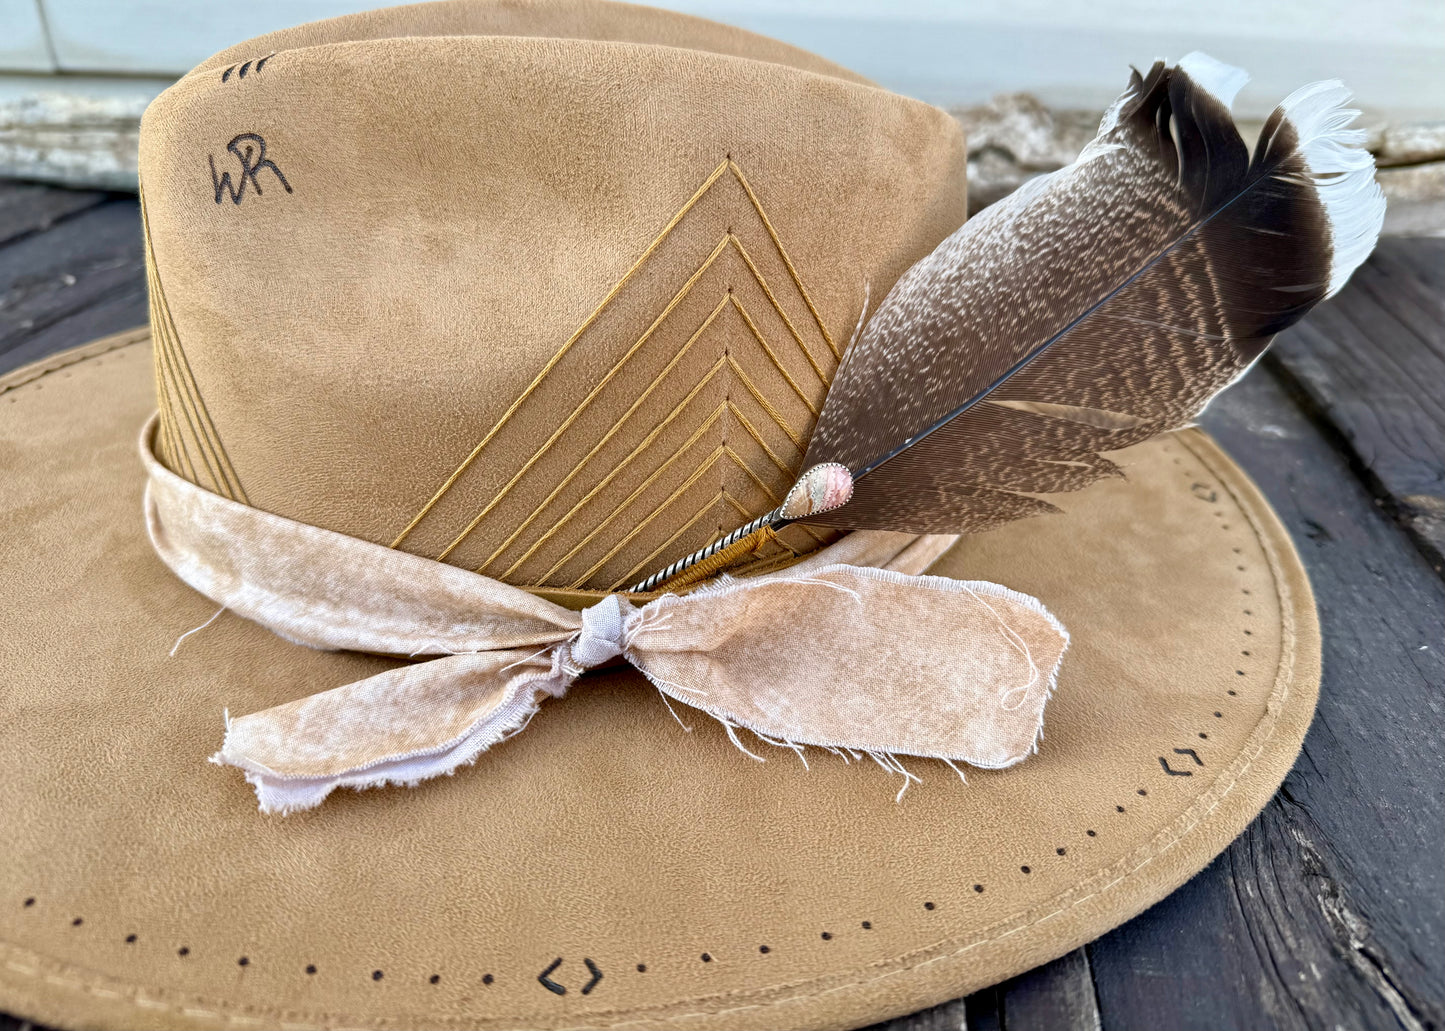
[0, 2, 1322, 1029]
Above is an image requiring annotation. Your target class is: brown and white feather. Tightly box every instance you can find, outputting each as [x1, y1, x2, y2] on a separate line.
[801, 53, 1384, 534]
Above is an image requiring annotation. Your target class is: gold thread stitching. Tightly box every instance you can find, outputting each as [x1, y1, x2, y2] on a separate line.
[147, 223, 246, 503]
[569, 444, 730, 588]
[541, 411, 729, 586]
[478, 294, 731, 575]
[150, 304, 222, 495]
[728, 233, 832, 383]
[729, 294, 822, 412]
[726, 402, 792, 479]
[390, 159, 834, 586]
[609, 489, 739, 591]
[725, 355, 805, 452]
[728, 160, 839, 359]
[503, 359, 729, 581]
[436, 234, 734, 562]
[140, 186, 248, 504]
[389, 159, 734, 550]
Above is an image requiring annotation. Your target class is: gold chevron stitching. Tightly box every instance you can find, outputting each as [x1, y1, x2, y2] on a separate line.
[478, 295, 732, 576]
[141, 185, 249, 505]
[391, 158, 838, 587]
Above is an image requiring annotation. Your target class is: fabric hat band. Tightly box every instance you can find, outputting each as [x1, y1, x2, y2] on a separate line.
[139, 416, 1070, 813]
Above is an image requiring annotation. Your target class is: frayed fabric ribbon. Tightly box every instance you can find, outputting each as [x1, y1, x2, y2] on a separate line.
[140, 417, 1069, 813]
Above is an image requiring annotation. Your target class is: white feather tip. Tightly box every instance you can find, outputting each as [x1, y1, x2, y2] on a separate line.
[1275, 79, 1386, 297]
[1177, 52, 1250, 110]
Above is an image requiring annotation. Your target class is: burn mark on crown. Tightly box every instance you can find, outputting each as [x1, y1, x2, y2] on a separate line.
[221, 53, 275, 83]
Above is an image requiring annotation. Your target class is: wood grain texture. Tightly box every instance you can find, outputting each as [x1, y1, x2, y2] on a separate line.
[1268, 238, 1445, 569]
[0, 181, 103, 247]
[0, 194, 145, 375]
[0, 180, 1441, 1031]
[862, 994, 969, 1031]
[958, 948, 1101, 1031]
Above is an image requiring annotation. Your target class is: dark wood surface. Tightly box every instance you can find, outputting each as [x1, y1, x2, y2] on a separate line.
[1, 180, 1441, 1031]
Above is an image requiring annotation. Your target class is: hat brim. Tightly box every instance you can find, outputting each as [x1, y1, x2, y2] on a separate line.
[0, 330, 1319, 1031]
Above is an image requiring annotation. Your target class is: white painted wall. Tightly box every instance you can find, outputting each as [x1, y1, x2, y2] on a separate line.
[2, 0, 1442, 118]
[0, 0, 54, 72]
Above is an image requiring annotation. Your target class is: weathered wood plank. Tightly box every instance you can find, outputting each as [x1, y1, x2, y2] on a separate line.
[0, 196, 145, 375]
[1268, 237, 1445, 571]
[0, 180, 105, 247]
[1082, 367, 1445, 1030]
[863, 994, 969, 1031]
[989, 948, 1100, 1031]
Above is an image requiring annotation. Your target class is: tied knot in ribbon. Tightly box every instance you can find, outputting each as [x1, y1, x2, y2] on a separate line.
[567, 594, 634, 672]
[139, 416, 1069, 814]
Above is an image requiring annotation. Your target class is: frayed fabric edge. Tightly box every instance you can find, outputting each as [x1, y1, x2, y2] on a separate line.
[210, 685, 550, 815]
[632, 568, 1069, 801]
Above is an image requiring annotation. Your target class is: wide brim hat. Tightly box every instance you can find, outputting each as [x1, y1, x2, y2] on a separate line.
[0, 3, 1320, 1030]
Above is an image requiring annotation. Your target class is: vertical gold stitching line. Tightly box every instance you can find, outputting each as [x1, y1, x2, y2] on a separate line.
[155, 329, 213, 492]
[728, 160, 839, 358]
[389, 158, 733, 550]
[539, 406, 728, 585]
[143, 286, 166, 464]
[153, 302, 226, 497]
[139, 186, 185, 478]
[161, 404, 186, 480]
[144, 292, 181, 472]
[478, 294, 731, 575]
[164, 313, 248, 503]
[139, 189, 247, 506]
[569, 445, 728, 589]
[154, 357, 187, 478]
[141, 188, 246, 502]
[727, 295, 820, 415]
[149, 292, 224, 496]
[725, 356, 805, 452]
[143, 246, 199, 485]
[155, 356, 197, 485]
[148, 333, 180, 472]
[608, 490, 730, 591]
[728, 234, 832, 384]
[436, 234, 734, 563]
[147, 258, 192, 480]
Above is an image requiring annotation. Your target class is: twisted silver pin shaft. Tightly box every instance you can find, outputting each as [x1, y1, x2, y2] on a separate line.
[629, 507, 788, 593]
[626, 463, 853, 594]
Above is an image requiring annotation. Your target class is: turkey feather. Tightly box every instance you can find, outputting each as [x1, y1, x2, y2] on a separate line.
[800, 53, 1384, 534]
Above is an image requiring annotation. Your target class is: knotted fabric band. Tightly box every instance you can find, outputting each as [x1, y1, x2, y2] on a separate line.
[140, 417, 1069, 813]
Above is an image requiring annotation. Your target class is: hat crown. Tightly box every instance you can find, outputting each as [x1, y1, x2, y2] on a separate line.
[138, 0, 966, 591]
